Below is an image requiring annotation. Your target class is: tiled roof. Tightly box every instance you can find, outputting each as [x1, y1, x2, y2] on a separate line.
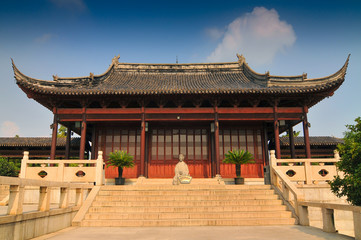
[280, 136, 344, 146]
[12, 54, 349, 96]
[0, 137, 80, 147]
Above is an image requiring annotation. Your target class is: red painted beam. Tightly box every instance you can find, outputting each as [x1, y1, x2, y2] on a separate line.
[50, 108, 58, 160]
[145, 108, 214, 114]
[140, 110, 146, 176]
[303, 106, 311, 159]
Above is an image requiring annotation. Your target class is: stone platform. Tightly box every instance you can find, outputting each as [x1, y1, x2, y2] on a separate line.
[33, 226, 353, 240]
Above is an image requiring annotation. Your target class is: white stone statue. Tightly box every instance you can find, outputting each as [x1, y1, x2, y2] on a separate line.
[173, 153, 192, 185]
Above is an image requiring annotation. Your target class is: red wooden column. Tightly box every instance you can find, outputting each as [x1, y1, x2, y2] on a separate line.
[65, 126, 71, 159]
[288, 125, 296, 158]
[50, 107, 58, 160]
[303, 106, 311, 158]
[140, 108, 146, 177]
[214, 107, 220, 175]
[91, 127, 96, 159]
[79, 108, 87, 160]
[273, 105, 281, 159]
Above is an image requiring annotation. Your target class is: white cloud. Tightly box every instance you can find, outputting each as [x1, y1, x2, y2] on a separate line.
[205, 27, 224, 40]
[35, 33, 53, 43]
[206, 7, 296, 66]
[1, 121, 20, 137]
[50, 0, 87, 12]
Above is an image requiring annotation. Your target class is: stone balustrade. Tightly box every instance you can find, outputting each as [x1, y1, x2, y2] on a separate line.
[19, 151, 104, 185]
[0, 176, 94, 240]
[298, 201, 361, 240]
[270, 150, 340, 185]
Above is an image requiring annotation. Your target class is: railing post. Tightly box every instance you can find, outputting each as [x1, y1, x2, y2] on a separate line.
[270, 150, 277, 186]
[59, 187, 69, 208]
[19, 151, 29, 178]
[353, 210, 361, 240]
[75, 188, 83, 206]
[57, 161, 64, 182]
[298, 205, 310, 226]
[322, 208, 336, 233]
[282, 182, 290, 201]
[38, 186, 51, 211]
[96, 151, 104, 186]
[7, 185, 25, 215]
[304, 159, 312, 184]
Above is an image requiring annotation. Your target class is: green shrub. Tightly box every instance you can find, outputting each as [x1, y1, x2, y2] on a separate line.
[0, 158, 18, 177]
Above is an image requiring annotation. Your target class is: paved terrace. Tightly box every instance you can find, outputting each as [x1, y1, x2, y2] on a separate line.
[34, 226, 353, 240]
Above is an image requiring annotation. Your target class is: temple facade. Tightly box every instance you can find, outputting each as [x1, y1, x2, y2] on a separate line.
[13, 54, 349, 179]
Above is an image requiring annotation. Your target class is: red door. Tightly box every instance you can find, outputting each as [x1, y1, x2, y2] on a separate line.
[148, 128, 211, 178]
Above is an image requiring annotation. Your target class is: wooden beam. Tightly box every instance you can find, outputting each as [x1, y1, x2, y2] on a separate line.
[214, 108, 220, 175]
[50, 108, 58, 160]
[140, 109, 146, 177]
[65, 126, 71, 159]
[288, 125, 296, 158]
[79, 108, 87, 160]
[273, 105, 281, 159]
[303, 106, 311, 159]
[57, 107, 303, 115]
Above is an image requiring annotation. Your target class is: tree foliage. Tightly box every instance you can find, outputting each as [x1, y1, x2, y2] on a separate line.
[329, 117, 361, 206]
[107, 150, 135, 169]
[222, 150, 254, 177]
[0, 157, 18, 177]
[57, 125, 67, 138]
[283, 130, 300, 137]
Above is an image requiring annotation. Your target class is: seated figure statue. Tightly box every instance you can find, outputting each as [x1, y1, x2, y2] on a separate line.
[172, 153, 192, 185]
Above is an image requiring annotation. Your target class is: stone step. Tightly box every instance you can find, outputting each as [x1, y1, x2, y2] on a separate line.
[140, 178, 220, 185]
[88, 204, 288, 213]
[95, 194, 279, 202]
[81, 218, 296, 227]
[98, 189, 276, 196]
[101, 185, 271, 191]
[91, 199, 284, 207]
[85, 211, 293, 220]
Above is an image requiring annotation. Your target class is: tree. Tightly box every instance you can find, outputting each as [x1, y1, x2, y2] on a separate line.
[0, 157, 18, 177]
[222, 149, 254, 178]
[329, 117, 361, 206]
[107, 150, 134, 179]
[282, 130, 300, 137]
[57, 125, 67, 138]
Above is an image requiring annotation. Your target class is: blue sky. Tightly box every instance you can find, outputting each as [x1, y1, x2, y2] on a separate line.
[0, 0, 360, 138]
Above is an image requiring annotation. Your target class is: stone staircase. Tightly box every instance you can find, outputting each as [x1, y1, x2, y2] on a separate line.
[80, 180, 297, 227]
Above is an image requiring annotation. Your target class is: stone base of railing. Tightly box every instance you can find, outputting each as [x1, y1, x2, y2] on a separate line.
[0, 206, 79, 240]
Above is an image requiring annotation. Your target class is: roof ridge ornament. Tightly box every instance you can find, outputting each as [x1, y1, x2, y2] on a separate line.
[112, 55, 120, 67]
[52, 74, 59, 81]
[236, 53, 245, 65]
[89, 72, 94, 80]
[302, 72, 307, 80]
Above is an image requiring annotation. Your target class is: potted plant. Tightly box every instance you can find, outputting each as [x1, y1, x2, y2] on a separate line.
[107, 150, 134, 185]
[222, 149, 255, 184]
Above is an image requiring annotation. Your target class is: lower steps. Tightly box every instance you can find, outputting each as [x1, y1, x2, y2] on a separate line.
[81, 184, 296, 227]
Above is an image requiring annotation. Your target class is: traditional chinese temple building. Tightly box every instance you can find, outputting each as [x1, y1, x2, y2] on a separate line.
[12, 54, 348, 180]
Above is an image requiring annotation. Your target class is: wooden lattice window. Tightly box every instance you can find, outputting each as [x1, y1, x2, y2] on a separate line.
[219, 128, 263, 163]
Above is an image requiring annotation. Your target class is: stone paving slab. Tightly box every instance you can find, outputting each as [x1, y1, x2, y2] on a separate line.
[33, 226, 353, 240]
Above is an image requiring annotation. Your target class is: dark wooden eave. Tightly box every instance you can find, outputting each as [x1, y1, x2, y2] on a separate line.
[13, 54, 349, 97]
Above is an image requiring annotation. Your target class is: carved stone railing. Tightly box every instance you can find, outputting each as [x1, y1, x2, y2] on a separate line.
[270, 150, 304, 218]
[298, 201, 361, 240]
[0, 176, 93, 215]
[0, 176, 94, 239]
[19, 151, 104, 185]
[270, 150, 340, 185]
